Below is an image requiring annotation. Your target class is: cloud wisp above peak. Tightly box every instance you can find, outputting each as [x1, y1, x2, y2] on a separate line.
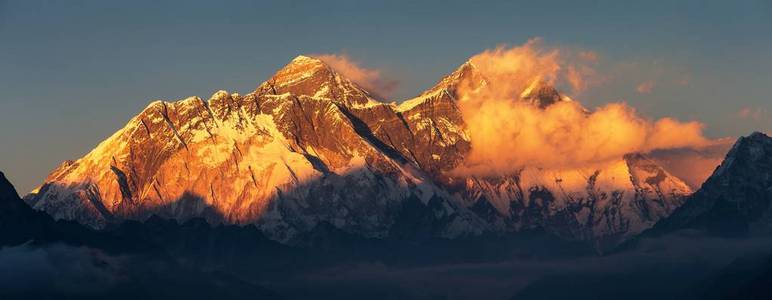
[312, 53, 399, 100]
[452, 38, 719, 177]
[636, 80, 655, 94]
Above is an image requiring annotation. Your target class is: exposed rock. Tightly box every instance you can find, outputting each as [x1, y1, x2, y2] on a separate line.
[26, 56, 695, 250]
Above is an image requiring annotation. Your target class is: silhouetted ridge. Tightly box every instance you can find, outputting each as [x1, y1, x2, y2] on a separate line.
[651, 132, 772, 236]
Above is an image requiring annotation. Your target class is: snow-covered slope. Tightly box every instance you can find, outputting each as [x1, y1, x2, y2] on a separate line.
[26, 56, 694, 249]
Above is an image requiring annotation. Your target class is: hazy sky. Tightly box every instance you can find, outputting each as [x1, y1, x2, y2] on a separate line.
[1, 0, 771, 192]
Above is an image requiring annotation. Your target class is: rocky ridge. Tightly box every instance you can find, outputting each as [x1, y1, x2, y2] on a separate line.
[26, 56, 695, 249]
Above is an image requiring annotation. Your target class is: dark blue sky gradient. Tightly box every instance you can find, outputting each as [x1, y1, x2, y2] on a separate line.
[1, 0, 771, 191]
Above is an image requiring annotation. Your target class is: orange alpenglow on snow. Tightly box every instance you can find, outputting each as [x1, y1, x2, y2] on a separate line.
[452, 39, 717, 178]
[25, 40, 732, 250]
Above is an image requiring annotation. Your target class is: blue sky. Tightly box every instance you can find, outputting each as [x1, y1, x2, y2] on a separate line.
[1, 0, 771, 192]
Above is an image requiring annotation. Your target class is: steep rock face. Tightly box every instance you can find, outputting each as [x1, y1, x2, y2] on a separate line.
[26, 57, 478, 243]
[257, 55, 382, 108]
[27, 56, 693, 248]
[655, 132, 772, 235]
[0, 171, 61, 246]
[1, 171, 41, 234]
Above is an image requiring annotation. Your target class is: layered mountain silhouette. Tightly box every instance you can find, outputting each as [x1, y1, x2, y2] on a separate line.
[0, 171, 53, 245]
[18, 55, 760, 252]
[1, 171, 291, 299]
[653, 132, 772, 235]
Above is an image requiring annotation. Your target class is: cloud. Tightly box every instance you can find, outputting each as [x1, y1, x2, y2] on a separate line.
[313, 53, 398, 99]
[452, 39, 716, 176]
[566, 64, 600, 93]
[0, 243, 120, 294]
[636, 80, 655, 94]
[648, 139, 735, 189]
[578, 50, 599, 63]
[737, 106, 768, 121]
[277, 232, 772, 299]
[566, 50, 606, 94]
[737, 107, 751, 118]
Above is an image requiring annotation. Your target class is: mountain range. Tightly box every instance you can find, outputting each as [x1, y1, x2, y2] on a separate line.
[3, 129, 772, 299]
[3, 55, 772, 300]
[15, 55, 770, 252]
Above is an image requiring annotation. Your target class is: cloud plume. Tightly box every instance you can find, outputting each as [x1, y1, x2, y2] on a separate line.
[636, 80, 655, 94]
[454, 39, 716, 176]
[313, 53, 398, 99]
[648, 140, 734, 189]
[737, 106, 768, 121]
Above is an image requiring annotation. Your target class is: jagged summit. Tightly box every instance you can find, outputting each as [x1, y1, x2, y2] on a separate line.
[520, 79, 570, 108]
[420, 60, 486, 98]
[700, 131, 772, 185]
[255, 55, 383, 108]
[654, 131, 772, 235]
[1, 171, 59, 246]
[397, 61, 486, 112]
[290, 54, 320, 64]
[399, 60, 569, 112]
[0, 172, 21, 207]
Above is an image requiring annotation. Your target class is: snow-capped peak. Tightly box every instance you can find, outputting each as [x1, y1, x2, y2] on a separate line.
[255, 55, 381, 108]
[289, 55, 321, 64]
